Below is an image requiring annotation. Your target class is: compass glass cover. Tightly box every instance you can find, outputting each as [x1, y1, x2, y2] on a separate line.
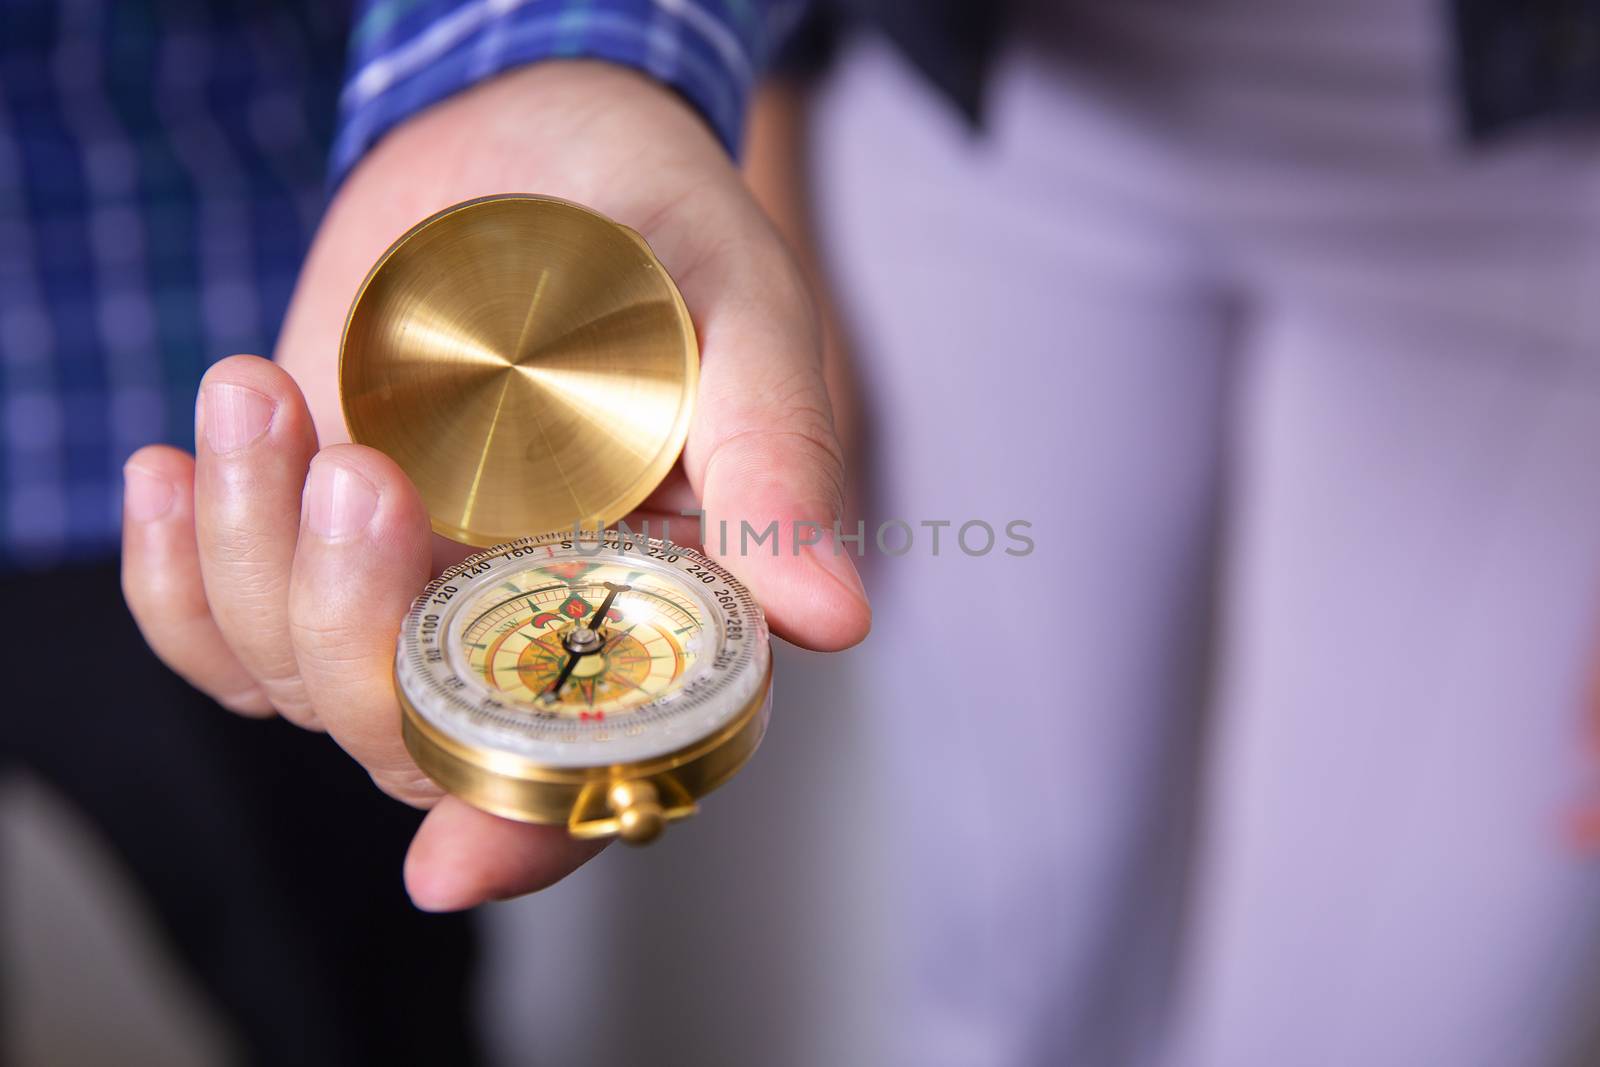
[399, 536, 768, 769]
[455, 557, 708, 716]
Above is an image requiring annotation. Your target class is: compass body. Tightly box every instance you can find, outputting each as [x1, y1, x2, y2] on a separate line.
[396, 532, 771, 841]
[340, 195, 773, 844]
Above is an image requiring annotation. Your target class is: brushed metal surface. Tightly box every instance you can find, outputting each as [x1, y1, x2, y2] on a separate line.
[340, 195, 697, 546]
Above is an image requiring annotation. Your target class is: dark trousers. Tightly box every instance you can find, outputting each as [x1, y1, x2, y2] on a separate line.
[0, 561, 480, 1066]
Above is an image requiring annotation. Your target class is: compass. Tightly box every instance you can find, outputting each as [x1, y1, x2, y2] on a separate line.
[340, 195, 771, 844]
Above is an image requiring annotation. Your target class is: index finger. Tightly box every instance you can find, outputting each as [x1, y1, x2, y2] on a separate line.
[288, 444, 439, 804]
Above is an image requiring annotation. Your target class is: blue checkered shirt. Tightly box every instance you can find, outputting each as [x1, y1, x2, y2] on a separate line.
[0, 0, 796, 569]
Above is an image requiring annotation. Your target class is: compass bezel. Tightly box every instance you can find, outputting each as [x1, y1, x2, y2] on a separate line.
[395, 531, 770, 778]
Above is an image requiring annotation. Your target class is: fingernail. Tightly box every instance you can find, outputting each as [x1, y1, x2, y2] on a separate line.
[304, 459, 378, 540]
[805, 528, 868, 603]
[201, 382, 275, 454]
[122, 462, 174, 522]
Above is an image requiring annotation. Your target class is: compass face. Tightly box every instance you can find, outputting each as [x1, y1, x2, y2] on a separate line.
[397, 533, 769, 768]
[458, 560, 705, 715]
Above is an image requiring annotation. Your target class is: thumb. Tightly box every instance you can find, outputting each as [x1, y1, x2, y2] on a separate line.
[680, 242, 870, 652]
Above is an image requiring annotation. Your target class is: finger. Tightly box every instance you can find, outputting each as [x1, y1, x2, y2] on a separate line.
[404, 798, 607, 911]
[675, 227, 871, 651]
[121, 446, 272, 716]
[289, 444, 437, 805]
[193, 355, 321, 726]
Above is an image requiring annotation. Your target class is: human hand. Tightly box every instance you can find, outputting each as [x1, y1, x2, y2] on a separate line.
[121, 61, 870, 909]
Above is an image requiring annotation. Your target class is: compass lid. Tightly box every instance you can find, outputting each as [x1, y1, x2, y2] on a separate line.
[339, 195, 698, 547]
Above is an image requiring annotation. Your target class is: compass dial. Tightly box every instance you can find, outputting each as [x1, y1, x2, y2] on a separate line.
[397, 532, 770, 771]
[458, 562, 704, 715]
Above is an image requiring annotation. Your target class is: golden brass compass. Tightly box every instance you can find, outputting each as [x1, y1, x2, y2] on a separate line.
[340, 195, 771, 844]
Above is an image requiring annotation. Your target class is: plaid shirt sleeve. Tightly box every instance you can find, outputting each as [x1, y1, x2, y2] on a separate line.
[332, 0, 809, 183]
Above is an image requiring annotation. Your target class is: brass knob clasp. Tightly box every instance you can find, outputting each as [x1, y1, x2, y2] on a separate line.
[567, 775, 698, 844]
[609, 780, 665, 844]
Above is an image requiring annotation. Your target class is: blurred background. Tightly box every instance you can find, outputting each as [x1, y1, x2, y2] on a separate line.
[0, 642, 887, 1065]
[12, 0, 1600, 1064]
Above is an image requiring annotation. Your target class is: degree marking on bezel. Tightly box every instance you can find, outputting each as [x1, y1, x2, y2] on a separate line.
[395, 532, 768, 767]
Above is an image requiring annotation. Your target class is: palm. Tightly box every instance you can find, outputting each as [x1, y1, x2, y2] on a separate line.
[276, 61, 864, 647]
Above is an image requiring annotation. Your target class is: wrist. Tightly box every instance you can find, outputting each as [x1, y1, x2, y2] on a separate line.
[344, 60, 734, 213]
